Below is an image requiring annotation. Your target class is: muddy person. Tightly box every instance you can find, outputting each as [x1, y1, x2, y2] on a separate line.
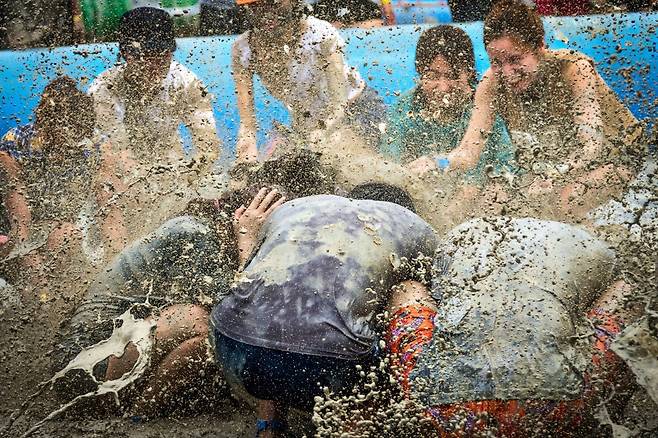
[232, 0, 386, 162]
[210, 183, 437, 436]
[380, 25, 516, 222]
[444, 0, 647, 221]
[384, 217, 638, 436]
[50, 186, 284, 417]
[0, 77, 118, 289]
[89, 7, 220, 247]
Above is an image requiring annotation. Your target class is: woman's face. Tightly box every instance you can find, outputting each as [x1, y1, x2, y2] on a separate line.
[245, 0, 298, 32]
[487, 36, 542, 92]
[419, 55, 473, 111]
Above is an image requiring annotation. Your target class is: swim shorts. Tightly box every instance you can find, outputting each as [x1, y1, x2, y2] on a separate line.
[212, 331, 381, 411]
[386, 304, 437, 394]
[388, 307, 625, 436]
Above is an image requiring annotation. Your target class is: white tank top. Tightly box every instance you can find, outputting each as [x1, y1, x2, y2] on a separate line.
[232, 17, 365, 129]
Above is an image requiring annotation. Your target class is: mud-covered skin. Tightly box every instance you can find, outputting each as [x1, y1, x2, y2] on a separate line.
[412, 217, 617, 405]
[0, 124, 99, 223]
[212, 195, 437, 360]
[53, 215, 230, 371]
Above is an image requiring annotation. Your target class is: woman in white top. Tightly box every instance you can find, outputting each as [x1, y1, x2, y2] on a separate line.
[233, 0, 385, 162]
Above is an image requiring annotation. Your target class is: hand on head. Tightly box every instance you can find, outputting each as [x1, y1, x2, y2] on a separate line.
[233, 187, 286, 266]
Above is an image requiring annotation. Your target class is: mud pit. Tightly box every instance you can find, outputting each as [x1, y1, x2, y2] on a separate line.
[1, 6, 658, 438]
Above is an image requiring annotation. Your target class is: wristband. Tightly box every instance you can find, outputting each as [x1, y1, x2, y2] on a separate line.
[435, 156, 450, 171]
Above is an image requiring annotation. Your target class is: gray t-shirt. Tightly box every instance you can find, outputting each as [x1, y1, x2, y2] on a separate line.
[212, 195, 437, 360]
[54, 216, 231, 370]
[411, 217, 616, 405]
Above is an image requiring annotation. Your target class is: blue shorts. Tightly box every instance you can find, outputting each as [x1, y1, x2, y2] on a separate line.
[213, 330, 379, 411]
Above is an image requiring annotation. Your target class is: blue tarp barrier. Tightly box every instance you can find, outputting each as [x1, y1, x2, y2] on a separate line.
[0, 12, 655, 157]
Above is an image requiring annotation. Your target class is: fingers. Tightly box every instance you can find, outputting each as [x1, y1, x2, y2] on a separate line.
[264, 195, 286, 215]
[257, 188, 281, 213]
[247, 187, 269, 211]
[234, 205, 246, 220]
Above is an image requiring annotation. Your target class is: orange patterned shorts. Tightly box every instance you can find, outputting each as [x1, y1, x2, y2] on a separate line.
[387, 306, 625, 437]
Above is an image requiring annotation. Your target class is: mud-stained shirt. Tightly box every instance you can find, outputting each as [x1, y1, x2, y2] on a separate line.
[411, 217, 616, 405]
[212, 195, 437, 360]
[59, 216, 231, 359]
[233, 17, 365, 132]
[88, 61, 218, 164]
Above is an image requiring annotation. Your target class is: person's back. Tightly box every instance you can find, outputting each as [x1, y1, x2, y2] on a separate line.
[412, 217, 616, 405]
[213, 194, 437, 359]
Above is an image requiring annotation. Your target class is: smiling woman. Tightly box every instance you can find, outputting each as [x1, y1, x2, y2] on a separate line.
[446, 0, 647, 220]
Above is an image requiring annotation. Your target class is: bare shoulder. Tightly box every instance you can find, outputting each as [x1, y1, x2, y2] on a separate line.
[563, 58, 597, 88]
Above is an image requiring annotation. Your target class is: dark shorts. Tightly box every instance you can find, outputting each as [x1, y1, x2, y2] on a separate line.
[213, 331, 380, 411]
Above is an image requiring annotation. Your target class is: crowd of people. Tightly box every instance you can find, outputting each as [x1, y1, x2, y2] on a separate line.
[0, 0, 656, 437]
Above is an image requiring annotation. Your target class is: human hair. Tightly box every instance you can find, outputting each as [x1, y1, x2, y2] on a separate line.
[118, 7, 176, 57]
[34, 76, 95, 144]
[238, 150, 337, 199]
[348, 183, 416, 214]
[415, 25, 476, 87]
[483, 0, 545, 50]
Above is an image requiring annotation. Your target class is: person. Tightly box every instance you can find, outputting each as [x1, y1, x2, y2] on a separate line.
[445, 0, 646, 219]
[0, 76, 115, 278]
[200, 0, 249, 35]
[385, 216, 637, 435]
[89, 7, 219, 174]
[52, 186, 285, 416]
[307, 0, 396, 28]
[89, 7, 221, 243]
[211, 183, 437, 436]
[232, 0, 386, 163]
[380, 25, 514, 183]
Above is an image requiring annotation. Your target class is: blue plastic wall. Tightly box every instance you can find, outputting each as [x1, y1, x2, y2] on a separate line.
[0, 12, 655, 157]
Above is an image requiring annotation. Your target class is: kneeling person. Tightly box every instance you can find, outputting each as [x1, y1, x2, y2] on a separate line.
[388, 217, 631, 435]
[211, 183, 437, 435]
[52, 188, 284, 416]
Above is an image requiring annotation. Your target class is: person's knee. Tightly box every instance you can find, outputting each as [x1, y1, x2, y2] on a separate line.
[155, 304, 210, 344]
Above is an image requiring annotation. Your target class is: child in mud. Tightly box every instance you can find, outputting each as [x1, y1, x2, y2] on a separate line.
[444, 0, 646, 220]
[382, 217, 638, 436]
[0, 76, 117, 283]
[232, 0, 386, 162]
[51, 186, 284, 417]
[210, 183, 437, 437]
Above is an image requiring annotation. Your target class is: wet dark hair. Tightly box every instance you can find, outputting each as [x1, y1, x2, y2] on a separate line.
[229, 150, 336, 199]
[118, 7, 176, 57]
[34, 76, 95, 144]
[415, 25, 476, 87]
[348, 183, 416, 213]
[484, 0, 545, 50]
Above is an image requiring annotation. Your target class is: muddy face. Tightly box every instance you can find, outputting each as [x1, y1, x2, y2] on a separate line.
[419, 55, 473, 115]
[122, 52, 173, 94]
[487, 36, 542, 92]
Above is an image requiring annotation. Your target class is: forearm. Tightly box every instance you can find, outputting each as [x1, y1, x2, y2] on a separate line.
[6, 189, 31, 241]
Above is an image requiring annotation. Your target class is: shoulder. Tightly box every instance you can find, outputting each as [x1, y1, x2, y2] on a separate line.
[168, 61, 205, 89]
[159, 215, 213, 238]
[88, 65, 123, 96]
[304, 17, 343, 47]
